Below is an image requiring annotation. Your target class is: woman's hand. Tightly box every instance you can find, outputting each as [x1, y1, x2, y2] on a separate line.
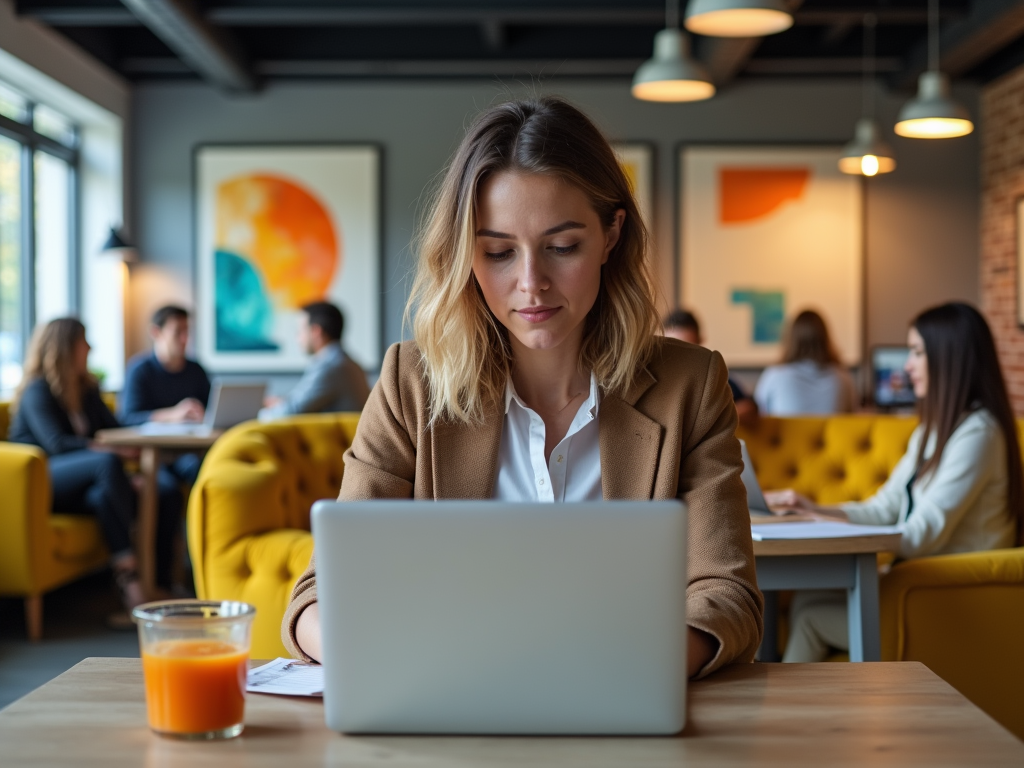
[295, 603, 322, 663]
[763, 488, 815, 514]
[687, 627, 717, 678]
[763, 489, 848, 521]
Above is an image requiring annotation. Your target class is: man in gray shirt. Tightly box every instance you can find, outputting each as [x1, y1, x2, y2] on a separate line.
[259, 302, 371, 420]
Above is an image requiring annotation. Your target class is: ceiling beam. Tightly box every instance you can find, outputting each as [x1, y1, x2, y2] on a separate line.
[892, 0, 1024, 89]
[118, 0, 256, 91]
[18, 3, 963, 28]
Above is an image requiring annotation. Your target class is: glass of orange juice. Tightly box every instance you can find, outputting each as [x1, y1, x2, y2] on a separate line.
[132, 600, 256, 740]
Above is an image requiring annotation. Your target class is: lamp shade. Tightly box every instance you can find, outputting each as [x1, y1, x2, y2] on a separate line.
[684, 0, 793, 37]
[839, 118, 896, 176]
[101, 227, 138, 262]
[894, 71, 973, 139]
[632, 29, 715, 103]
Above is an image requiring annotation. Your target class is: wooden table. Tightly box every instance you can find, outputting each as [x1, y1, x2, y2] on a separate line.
[752, 531, 902, 662]
[1, 658, 1020, 766]
[94, 428, 221, 595]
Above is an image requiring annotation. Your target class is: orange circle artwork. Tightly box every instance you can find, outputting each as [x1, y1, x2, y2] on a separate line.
[216, 174, 340, 308]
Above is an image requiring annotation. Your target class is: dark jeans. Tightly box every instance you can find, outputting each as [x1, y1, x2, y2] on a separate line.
[49, 449, 183, 589]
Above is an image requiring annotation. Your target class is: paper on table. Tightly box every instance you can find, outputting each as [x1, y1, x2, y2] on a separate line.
[247, 658, 324, 697]
[750, 521, 902, 541]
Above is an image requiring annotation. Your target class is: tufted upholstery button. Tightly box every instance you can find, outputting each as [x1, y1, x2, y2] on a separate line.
[786, 465, 798, 479]
[770, 436, 782, 448]
[297, 478, 308, 494]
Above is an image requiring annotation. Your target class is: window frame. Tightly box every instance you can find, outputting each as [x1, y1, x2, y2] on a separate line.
[0, 104, 80, 365]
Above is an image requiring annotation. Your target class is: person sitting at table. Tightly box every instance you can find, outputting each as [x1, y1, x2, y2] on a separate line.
[754, 309, 856, 416]
[258, 302, 371, 420]
[766, 302, 1023, 662]
[662, 308, 759, 430]
[8, 318, 184, 611]
[120, 304, 211, 485]
[282, 96, 763, 679]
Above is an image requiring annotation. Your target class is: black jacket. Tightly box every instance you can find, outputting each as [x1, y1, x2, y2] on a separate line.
[8, 378, 120, 456]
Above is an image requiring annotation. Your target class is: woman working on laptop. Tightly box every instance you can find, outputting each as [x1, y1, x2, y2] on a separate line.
[284, 97, 763, 678]
[765, 303, 1023, 662]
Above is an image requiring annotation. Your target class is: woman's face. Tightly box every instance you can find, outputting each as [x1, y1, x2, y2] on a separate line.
[472, 171, 623, 356]
[905, 326, 928, 398]
[74, 334, 91, 376]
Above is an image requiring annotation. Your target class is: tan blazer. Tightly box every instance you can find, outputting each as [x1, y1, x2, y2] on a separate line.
[283, 337, 764, 678]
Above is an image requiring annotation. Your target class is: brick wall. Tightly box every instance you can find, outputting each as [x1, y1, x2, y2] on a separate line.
[981, 65, 1024, 413]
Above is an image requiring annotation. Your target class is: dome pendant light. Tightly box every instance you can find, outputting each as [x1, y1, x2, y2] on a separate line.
[840, 15, 896, 177]
[894, 0, 973, 139]
[632, 0, 715, 103]
[685, 0, 793, 38]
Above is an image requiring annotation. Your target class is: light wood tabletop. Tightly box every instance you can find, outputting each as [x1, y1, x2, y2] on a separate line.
[93, 427, 222, 595]
[751, 531, 902, 556]
[1, 658, 1020, 766]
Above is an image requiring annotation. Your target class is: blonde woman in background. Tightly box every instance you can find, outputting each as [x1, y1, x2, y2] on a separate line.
[9, 318, 183, 614]
[754, 309, 856, 415]
[283, 96, 763, 678]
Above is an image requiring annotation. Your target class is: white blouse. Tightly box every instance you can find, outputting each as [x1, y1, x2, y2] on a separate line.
[491, 374, 602, 502]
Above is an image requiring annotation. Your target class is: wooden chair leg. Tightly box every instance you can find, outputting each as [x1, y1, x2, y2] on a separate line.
[25, 595, 43, 642]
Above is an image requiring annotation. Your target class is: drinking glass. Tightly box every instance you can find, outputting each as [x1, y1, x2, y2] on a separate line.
[133, 600, 256, 740]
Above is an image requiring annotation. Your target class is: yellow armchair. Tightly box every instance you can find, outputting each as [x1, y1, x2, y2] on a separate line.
[187, 413, 360, 659]
[880, 547, 1024, 739]
[0, 398, 114, 640]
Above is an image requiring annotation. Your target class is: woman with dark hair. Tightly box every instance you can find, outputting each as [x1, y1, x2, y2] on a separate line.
[9, 318, 184, 613]
[766, 302, 1023, 662]
[282, 96, 763, 678]
[754, 309, 856, 415]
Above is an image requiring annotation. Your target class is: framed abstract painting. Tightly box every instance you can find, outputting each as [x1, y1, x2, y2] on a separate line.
[678, 145, 862, 366]
[194, 144, 381, 372]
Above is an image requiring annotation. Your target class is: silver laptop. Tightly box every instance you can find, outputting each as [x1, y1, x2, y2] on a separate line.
[311, 500, 688, 735]
[138, 381, 266, 436]
[740, 439, 772, 515]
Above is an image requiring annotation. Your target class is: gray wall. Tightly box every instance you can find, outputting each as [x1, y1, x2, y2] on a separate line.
[130, 78, 981, 374]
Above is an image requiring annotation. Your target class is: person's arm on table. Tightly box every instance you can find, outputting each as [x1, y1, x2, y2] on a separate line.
[282, 344, 418, 661]
[680, 351, 764, 678]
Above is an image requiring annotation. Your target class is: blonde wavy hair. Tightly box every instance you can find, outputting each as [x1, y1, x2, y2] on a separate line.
[13, 318, 95, 415]
[407, 97, 660, 425]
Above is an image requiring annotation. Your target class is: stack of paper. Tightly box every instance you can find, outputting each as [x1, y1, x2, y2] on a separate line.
[750, 521, 901, 541]
[247, 658, 324, 697]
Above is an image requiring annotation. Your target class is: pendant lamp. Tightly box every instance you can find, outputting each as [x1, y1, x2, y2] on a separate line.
[632, 0, 715, 103]
[839, 15, 896, 177]
[684, 0, 793, 38]
[894, 0, 973, 139]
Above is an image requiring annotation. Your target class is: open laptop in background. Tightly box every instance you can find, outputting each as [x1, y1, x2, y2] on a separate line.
[312, 499, 689, 735]
[137, 382, 266, 437]
[740, 439, 772, 516]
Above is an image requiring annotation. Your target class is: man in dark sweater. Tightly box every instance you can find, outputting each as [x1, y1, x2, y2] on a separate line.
[120, 305, 211, 484]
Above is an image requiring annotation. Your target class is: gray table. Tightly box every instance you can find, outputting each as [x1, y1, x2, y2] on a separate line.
[752, 532, 902, 662]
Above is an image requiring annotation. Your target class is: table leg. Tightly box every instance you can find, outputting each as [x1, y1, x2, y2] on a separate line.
[759, 591, 780, 662]
[847, 553, 881, 662]
[137, 447, 159, 598]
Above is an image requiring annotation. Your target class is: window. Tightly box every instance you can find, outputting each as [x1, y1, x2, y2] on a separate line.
[0, 80, 78, 393]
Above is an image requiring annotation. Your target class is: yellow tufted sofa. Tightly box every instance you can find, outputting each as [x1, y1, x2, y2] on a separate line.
[738, 415, 1024, 740]
[187, 413, 360, 659]
[0, 395, 117, 640]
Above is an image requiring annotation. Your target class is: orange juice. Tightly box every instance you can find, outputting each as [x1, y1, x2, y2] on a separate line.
[141, 639, 248, 735]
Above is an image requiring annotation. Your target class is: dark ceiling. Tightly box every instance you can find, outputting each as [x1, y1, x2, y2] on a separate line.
[15, 0, 1024, 92]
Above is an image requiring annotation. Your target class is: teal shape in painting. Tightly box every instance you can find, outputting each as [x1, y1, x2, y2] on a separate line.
[215, 250, 280, 352]
[731, 290, 785, 344]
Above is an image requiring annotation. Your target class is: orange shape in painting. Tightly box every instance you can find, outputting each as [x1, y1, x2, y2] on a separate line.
[216, 175, 339, 308]
[719, 168, 810, 224]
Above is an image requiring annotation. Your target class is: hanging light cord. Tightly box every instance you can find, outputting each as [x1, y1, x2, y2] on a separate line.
[862, 13, 876, 119]
[667, 0, 680, 30]
[928, 0, 940, 72]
